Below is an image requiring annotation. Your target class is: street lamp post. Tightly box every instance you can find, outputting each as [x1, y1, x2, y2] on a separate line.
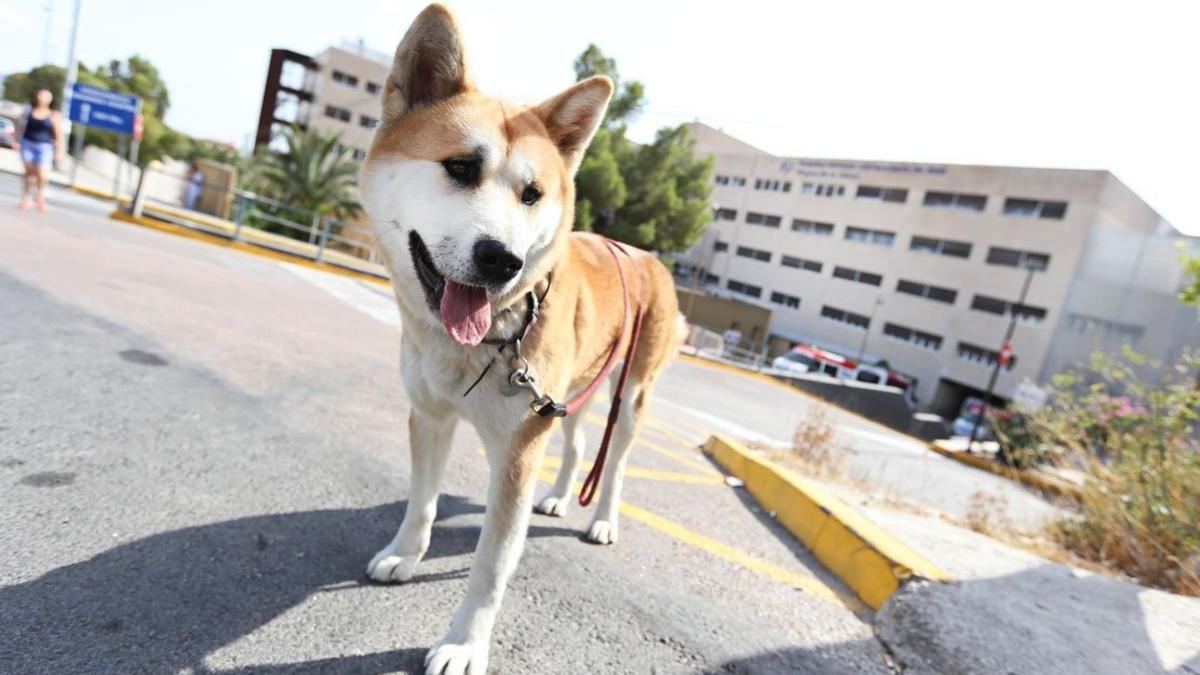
[683, 203, 721, 324]
[62, 0, 82, 183]
[856, 296, 884, 363]
[968, 261, 1038, 452]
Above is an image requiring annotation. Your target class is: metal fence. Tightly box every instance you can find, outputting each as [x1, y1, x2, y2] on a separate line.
[128, 164, 384, 273]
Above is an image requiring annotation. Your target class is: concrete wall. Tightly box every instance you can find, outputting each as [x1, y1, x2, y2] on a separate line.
[772, 372, 937, 438]
[677, 287, 772, 349]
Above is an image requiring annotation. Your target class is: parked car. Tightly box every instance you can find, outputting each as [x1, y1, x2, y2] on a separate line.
[0, 117, 16, 149]
[951, 397, 994, 440]
[771, 344, 851, 378]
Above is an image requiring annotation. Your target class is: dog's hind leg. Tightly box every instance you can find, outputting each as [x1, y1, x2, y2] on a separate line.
[583, 372, 647, 545]
[367, 408, 456, 583]
[532, 394, 594, 517]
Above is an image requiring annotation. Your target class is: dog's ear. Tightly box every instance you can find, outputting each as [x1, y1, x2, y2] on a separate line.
[382, 3, 473, 122]
[535, 76, 614, 175]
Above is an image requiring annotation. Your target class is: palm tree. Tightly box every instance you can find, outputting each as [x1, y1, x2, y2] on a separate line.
[245, 125, 362, 226]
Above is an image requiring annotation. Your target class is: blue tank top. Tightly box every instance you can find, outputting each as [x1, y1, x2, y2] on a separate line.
[23, 109, 55, 144]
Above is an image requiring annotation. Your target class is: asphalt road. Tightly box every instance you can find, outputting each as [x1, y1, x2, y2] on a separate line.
[0, 178, 895, 674]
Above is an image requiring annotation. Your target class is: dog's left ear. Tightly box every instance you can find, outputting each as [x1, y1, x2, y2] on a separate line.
[535, 76, 614, 175]
[383, 3, 473, 122]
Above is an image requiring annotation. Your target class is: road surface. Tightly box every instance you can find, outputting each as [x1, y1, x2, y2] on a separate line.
[0, 178, 893, 674]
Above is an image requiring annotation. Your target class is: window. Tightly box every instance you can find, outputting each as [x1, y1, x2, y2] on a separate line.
[704, 273, 720, 284]
[735, 245, 771, 262]
[753, 178, 790, 192]
[1066, 314, 1145, 345]
[770, 291, 801, 309]
[715, 207, 738, 221]
[986, 246, 1051, 271]
[958, 342, 1017, 371]
[883, 322, 944, 351]
[781, 255, 823, 273]
[792, 218, 834, 236]
[331, 69, 359, 87]
[713, 240, 728, 252]
[726, 278, 762, 298]
[832, 266, 883, 287]
[896, 279, 957, 304]
[323, 105, 351, 122]
[1003, 197, 1067, 219]
[923, 191, 987, 212]
[909, 235, 972, 259]
[801, 182, 845, 197]
[731, 176, 746, 187]
[352, 148, 367, 162]
[745, 212, 782, 228]
[821, 305, 871, 330]
[856, 185, 909, 203]
[365, 81, 382, 95]
[359, 115, 379, 129]
[971, 294, 1048, 323]
[845, 226, 895, 247]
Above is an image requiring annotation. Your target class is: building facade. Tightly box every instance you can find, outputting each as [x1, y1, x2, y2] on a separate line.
[681, 123, 1199, 415]
[255, 42, 389, 161]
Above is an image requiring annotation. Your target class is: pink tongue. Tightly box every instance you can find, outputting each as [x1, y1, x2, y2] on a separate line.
[440, 281, 492, 347]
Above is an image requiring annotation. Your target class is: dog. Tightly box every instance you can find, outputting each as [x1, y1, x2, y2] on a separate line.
[359, 4, 684, 673]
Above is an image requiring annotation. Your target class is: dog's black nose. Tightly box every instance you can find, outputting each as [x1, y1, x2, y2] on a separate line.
[473, 238, 523, 285]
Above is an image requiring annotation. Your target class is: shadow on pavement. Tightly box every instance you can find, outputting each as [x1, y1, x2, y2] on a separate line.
[702, 638, 893, 675]
[0, 496, 577, 673]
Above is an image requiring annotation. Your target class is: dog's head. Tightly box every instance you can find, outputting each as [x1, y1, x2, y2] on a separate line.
[361, 4, 613, 347]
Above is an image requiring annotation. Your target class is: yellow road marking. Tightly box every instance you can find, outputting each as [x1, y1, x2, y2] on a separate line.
[532, 466, 854, 608]
[540, 454, 723, 486]
[583, 413, 720, 476]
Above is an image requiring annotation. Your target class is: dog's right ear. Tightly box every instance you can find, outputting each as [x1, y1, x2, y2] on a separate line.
[382, 3, 473, 122]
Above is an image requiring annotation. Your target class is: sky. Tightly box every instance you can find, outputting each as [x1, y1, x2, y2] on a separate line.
[3, 0, 1198, 234]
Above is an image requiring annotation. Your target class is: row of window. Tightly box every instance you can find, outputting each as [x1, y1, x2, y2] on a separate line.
[712, 175, 1069, 220]
[323, 105, 378, 129]
[754, 178, 792, 192]
[832, 266, 882, 287]
[331, 69, 382, 95]
[715, 277, 1031, 370]
[730, 213, 1051, 269]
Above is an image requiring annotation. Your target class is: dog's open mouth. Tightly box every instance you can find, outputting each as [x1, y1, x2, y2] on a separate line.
[408, 231, 492, 347]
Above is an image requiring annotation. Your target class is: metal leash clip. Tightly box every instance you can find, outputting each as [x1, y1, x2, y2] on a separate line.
[507, 340, 568, 418]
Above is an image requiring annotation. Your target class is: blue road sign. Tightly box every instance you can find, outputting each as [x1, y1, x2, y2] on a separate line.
[68, 83, 141, 136]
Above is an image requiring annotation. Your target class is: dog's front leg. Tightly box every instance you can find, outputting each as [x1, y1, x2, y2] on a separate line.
[368, 407, 457, 583]
[425, 417, 552, 675]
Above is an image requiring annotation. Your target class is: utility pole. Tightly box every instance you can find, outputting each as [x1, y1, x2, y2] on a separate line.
[683, 204, 720, 324]
[968, 261, 1038, 452]
[62, 0, 82, 183]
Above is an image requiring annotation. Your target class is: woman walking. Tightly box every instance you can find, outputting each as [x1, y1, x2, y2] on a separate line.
[15, 88, 65, 211]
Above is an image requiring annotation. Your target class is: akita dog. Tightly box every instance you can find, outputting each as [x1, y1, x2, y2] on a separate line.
[360, 4, 683, 673]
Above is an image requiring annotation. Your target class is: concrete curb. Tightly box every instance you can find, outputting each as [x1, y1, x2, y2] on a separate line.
[703, 434, 950, 609]
[109, 211, 391, 288]
[925, 441, 1083, 502]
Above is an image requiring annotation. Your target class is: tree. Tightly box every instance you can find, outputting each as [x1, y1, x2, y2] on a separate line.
[570, 45, 712, 253]
[244, 125, 361, 222]
[2, 56, 209, 166]
[1181, 245, 1200, 307]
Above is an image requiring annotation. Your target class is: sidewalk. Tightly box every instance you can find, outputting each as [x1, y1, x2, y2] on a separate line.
[868, 503, 1200, 674]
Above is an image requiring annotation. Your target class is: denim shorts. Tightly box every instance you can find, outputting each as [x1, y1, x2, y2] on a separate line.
[20, 141, 54, 167]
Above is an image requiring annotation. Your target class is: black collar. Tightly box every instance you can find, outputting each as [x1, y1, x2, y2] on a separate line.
[480, 273, 552, 348]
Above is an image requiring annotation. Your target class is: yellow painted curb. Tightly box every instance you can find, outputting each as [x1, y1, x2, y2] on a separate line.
[109, 210, 392, 289]
[926, 441, 1082, 502]
[703, 434, 950, 609]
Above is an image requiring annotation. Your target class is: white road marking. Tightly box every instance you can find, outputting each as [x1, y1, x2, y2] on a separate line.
[278, 262, 401, 329]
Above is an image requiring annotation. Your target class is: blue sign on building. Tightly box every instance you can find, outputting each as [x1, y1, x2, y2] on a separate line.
[68, 83, 142, 136]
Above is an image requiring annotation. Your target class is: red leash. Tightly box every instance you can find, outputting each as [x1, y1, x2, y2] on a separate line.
[575, 239, 643, 506]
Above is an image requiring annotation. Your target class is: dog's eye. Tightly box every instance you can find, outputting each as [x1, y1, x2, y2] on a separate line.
[441, 157, 480, 186]
[520, 184, 542, 206]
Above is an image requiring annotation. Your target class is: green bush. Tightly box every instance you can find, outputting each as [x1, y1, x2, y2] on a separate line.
[1015, 348, 1200, 594]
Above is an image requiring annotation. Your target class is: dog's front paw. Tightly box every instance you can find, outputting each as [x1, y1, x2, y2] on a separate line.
[533, 493, 570, 517]
[425, 639, 489, 675]
[367, 547, 420, 583]
[584, 518, 618, 545]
